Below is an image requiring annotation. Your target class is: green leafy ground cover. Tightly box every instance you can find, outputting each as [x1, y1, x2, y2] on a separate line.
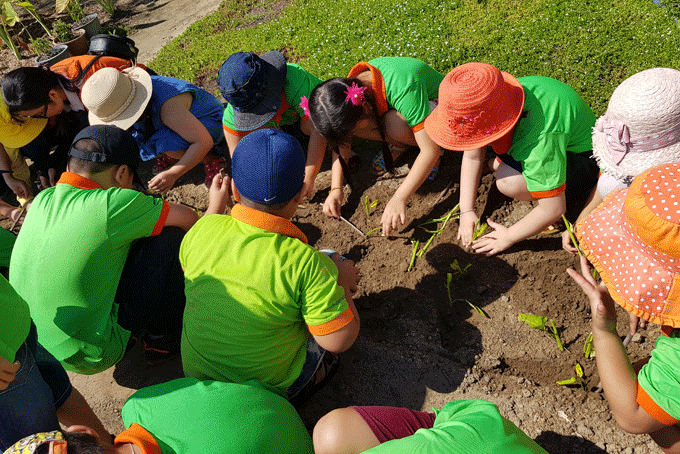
[151, 0, 680, 114]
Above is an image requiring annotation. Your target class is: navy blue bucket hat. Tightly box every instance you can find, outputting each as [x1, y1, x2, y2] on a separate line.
[217, 51, 287, 131]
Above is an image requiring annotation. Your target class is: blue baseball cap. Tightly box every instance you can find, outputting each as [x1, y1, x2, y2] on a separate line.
[217, 51, 287, 131]
[232, 129, 305, 205]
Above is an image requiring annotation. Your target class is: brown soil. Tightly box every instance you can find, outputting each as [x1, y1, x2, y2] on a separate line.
[0, 2, 663, 453]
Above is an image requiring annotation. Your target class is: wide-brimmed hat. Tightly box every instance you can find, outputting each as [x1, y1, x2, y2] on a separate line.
[217, 51, 287, 131]
[578, 163, 680, 327]
[592, 68, 680, 181]
[81, 66, 152, 131]
[232, 129, 304, 205]
[424, 62, 525, 151]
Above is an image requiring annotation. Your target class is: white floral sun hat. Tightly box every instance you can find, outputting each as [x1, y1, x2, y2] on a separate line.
[592, 68, 680, 182]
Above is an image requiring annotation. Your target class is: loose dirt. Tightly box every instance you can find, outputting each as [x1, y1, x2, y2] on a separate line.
[0, 2, 663, 452]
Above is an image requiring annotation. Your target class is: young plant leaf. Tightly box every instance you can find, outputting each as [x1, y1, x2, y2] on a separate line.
[365, 226, 381, 237]
[450, 259, 471, 278]
[550, 319, 564, 352]
[575, 362, 584, 378]
[407, 239, 419, 271]
[556, 377, 577, 386]
[472, 219, 488, 241]
[416, 233, 436, 258]
[583, 332, 594, 360]
[519, 313, 547, 330]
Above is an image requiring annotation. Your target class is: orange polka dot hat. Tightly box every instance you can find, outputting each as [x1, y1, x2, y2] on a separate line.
[578, 163, 680, 327]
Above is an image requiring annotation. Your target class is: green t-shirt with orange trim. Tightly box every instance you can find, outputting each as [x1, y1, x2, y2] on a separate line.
[506, 76, 596, 198]
[0, 227, 16, 268]
[117, 378, 314, 454]
[347, 57, 443, 132]
[0, 275, 30, 363]
[363, 400, 547, 454]
[222, 63, 323, 136]
[9, 172, 169, 374]
[180, 204, 351, 394]
[637, 332, 680, 425]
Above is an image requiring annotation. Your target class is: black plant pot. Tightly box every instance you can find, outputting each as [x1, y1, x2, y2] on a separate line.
[88, 34, 139, 61]
[35, 45, 71, 67]
[72, 13, 103, 39]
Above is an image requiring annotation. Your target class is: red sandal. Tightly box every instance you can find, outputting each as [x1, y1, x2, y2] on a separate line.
[152, 154, 179, 175]
[204, 156, 226, 187]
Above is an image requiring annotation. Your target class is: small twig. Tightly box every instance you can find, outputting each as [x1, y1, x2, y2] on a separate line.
[319, 204, 366, 237]
[10, 205, 26, 231]
[432, 179, 454, 207]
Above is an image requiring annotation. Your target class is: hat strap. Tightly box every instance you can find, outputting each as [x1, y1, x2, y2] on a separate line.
[596, 113, 680, 165]
[99, 78, 137, 122]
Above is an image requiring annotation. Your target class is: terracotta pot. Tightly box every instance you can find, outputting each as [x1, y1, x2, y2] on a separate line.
[35, 44, 71, 67]
[53, 28, 88, 57]
[72, 13, 103, 39]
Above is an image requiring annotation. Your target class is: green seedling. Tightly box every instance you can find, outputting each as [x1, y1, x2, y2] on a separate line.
[558, 363, 587, 390]
[419, 204, 460, 234]
[446, 273, 489, 317]
[407, 239, 419, 271]
[364, 196, 378, 216]
[562, 214, 599, 280]
[449, 259, 471, 278]
[583, 332, 594, 360]
[472, 219, 488, 241]
[519, 314, 563, 351]
[416, 233, 436, 258]
[365, 226, 382, 237]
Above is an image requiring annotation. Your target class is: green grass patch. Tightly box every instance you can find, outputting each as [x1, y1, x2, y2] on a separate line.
[151, 0, 680, 115]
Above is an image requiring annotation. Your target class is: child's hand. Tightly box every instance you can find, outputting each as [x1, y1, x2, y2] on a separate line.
[0, 356, 19, 390]
[629, 313, 647, 336]
[5, 176, 30, 200]
[562, 229, 579, 255]
[323, 188, 344, 219]
[471, 219, 513, 256]
[207, 173, 231, 215]
[457, 211, 478, 248]
[149, 169, 180, 193]
[567, 256, 617, 334]
[39, 168, 57, 189]
[381, 195, 407, 236]
[331, 253, 360, 294]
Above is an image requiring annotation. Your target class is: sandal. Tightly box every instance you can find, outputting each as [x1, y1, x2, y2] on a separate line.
[152, 154, 179, 175]
[426, 155, 442, 183]
[203, 156, 226, 188]
[371, 144, 408, 176]
[290, 351, 339, 408]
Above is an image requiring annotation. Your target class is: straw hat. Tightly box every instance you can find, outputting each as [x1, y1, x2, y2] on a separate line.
[424, 62, 525, 151]
[81, 66, 152, 131]
[592, 68, 680, 181]
[578, 163, 680, 327]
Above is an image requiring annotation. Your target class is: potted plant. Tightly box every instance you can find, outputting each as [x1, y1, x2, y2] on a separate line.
[52, 19, 88, 56]
[72, 13, 102, 39]
[35, 44, 71, 67]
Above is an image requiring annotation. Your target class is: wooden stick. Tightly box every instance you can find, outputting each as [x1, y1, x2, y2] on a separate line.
[318, 203, 366, 238]
[9, 205, 26, 232]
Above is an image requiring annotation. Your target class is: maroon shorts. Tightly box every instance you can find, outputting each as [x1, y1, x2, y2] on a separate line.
[350, 406, 436, 443]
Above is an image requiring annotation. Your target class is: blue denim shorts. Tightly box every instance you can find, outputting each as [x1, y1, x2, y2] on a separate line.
[0, 342, 60, 451]
[286, 336, 326, 399]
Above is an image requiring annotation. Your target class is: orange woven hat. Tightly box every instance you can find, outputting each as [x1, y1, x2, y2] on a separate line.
[424, 62, 525, 151]
[578, 163, 680, 327]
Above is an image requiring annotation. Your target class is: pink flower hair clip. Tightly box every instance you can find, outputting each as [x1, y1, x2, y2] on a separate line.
[345, 83, 366, 106]
[299, 96, 310, 117]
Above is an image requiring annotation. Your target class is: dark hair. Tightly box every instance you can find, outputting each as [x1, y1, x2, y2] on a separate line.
[2, 67, 78, 123]
[68, 138, 118, 174]
[34, 431, 103, 454]
[309, 77, 393, 179]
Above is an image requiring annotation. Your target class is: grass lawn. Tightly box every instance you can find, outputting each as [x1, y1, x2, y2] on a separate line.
[151, 0, 680, 114]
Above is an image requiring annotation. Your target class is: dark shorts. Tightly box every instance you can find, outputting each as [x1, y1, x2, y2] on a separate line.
[351, 406, 437, 443]
[497, 150, 599, 222]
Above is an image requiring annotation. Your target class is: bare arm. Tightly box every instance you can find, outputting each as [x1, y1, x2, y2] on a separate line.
[458, 148, 486, 246]
[303, 126, 327, 199]
[149, 93, 215, 192]
[568, 257, 666, 434]
[323, 146, 349, 219]
[381, 128, 439, 236]
[225, 129, 241, 158]
[0, 145, 30, 200]
[473, 192, 566, 256]
[165, 202, 199, 231]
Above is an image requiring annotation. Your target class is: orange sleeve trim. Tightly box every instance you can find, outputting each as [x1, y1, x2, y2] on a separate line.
[529, 183, 566, 199]
[411, 120, 425, 133]
[151, 200, 170, 236]
[308, 306, 354, 336]
[347, 62, 388, 115]
[222, 124, 249, 138]
[637, 384, 680, 426]
[115, 423, 162, 454]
